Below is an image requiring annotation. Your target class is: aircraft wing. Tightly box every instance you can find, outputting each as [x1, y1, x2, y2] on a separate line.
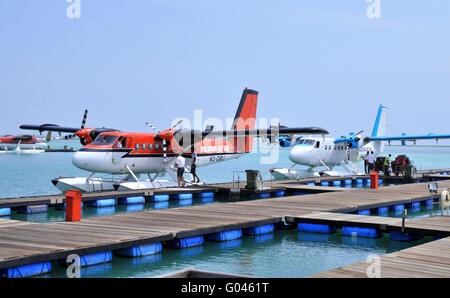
[20, 124, 80, 133]
[365, 133, 450, 142]
[201, 127, 329, 138]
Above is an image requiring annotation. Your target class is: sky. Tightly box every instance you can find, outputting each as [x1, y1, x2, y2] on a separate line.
[0, 0, 449, 142]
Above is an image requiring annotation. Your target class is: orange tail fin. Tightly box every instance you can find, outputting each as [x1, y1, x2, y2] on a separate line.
[231, 88, 258, 153]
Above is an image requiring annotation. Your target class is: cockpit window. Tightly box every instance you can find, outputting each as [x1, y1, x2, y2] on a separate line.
[296, 139, 316, 146]
[92, 135, 118, 146]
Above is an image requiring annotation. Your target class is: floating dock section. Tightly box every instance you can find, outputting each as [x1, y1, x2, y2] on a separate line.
[1, 179, 450, 277]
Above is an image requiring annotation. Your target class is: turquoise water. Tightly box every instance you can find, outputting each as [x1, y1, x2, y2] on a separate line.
[39, 228, 431, 278]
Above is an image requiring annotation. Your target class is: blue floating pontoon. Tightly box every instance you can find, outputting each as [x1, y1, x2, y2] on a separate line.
[118, 196, 145, 205]
[389, 204, 405, 212]
[58, 251, 112, 267]
[0, 262, 51, 278]
[173, 193, 193, 200]
[342, 226, 383, 238]
[298, 223, 336, 234]
[331, 180, 341, 186]
[87, 199, 116, 207]
[115, 243, 162, 257]
[206, 229, 242, 242]
[146, 194, 170, 202]
[243, 224, 274, 236]
[375, 207, 389, 215]
[166, 236, 204, 249]
[0, 208, 11, 217]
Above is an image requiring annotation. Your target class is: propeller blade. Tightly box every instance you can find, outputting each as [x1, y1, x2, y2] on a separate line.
[64, 134, 77, 140]
[81, 109, 88, 129]
[171, 119, 183, 130]
[145, 122, 161, 134]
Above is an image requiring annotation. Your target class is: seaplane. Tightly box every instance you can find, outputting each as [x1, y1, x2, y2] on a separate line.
[270, 105, 450, 180]
[0, 135, 47, 154]
[20, 87, 329, 192]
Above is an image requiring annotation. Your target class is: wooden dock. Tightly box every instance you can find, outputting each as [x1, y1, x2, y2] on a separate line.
[287, 211, 450, 237]
[312, 236, 450, 278]
[1, 180, 450, 273]
[0, 186, 220, 209]
[0, 181, 450, 268]
[1, 167, 449, 210]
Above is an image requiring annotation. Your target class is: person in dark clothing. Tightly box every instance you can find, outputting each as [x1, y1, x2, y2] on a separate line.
[190, 145, 200, 183]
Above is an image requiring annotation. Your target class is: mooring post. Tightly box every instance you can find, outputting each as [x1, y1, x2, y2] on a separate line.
[370, 171, 378, 189]
[401, 209, 407, 233]
[65, 189, 82, 222]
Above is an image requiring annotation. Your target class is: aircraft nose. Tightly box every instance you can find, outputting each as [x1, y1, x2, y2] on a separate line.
[72, 151, 89, 169]
[289, 145, 309, 163]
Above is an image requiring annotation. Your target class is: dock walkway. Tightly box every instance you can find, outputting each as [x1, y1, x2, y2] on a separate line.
[1, 180, 450, 272]
[312, 236, 450, 278]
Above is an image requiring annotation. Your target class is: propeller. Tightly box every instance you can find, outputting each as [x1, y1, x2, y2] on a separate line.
[334, 130, 364, 149]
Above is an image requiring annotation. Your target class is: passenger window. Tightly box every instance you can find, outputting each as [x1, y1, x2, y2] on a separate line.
[149, 143, 153, 151]
[142, 143, 146, 151]
[135, 143, 140, 150]
[155, 144, 160, 150]
[121, 138, 127, 148]
[315, 141, 320, 149]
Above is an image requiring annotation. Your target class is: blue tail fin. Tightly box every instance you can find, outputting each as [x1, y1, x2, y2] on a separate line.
[371, 105, 388, 137]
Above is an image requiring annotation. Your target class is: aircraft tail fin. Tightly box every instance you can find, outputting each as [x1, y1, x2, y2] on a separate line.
[370, 105, 388, 154]
[371, 105, 388, 137]
[230, 87, 258, 152]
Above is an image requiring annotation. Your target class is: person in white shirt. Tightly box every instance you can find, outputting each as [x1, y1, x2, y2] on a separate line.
[367, 151, 376, 172]
[363, 151, 370, 174]
[175, 154, 186, 187]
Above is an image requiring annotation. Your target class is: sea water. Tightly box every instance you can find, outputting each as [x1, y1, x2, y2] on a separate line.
[1, 141, 450, 199]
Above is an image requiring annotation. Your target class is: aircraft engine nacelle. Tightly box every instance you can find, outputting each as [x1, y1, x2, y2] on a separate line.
[279, 136, 292, 148]
[334, 134, 361, 150]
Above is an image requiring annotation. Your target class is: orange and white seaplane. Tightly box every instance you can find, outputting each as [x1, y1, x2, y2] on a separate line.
[20, 88, 328, 192]
[0, 135, 47, 153]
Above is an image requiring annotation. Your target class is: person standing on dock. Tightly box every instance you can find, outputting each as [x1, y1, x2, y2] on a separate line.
[367, 151, 376, 172]
[175, 154, 186, 187]
[384, 154, 392, 177]
[190, 145, 200, 184]
[363, 151, 370, 174]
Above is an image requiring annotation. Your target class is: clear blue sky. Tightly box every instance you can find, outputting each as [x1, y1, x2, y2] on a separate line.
[1, 1, 449, 141]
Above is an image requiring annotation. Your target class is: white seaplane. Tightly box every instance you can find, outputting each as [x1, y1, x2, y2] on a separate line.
[270, 105, 450, 179]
